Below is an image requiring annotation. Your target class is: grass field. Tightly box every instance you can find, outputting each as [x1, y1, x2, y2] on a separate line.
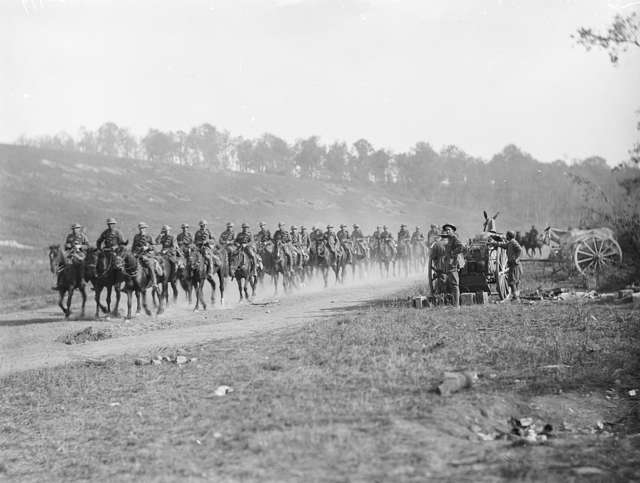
[2, 289, 639, 481]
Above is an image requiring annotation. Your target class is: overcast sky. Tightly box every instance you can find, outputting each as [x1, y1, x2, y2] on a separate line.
[2, 0, 639, 164]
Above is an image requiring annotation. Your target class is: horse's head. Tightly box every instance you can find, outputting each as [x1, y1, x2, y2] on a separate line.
[48, 244, 63, 273]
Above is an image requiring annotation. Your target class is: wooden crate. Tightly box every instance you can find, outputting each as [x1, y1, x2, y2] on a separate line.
[460, 293, 475, 306]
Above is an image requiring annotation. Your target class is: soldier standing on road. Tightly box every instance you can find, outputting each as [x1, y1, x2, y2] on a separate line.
[439, 223, 464, 307]
[490, 230, 523, 302]
[132, 222, 158, 289]
[194, 220, 215, 277]
[96, 217, 126, 275]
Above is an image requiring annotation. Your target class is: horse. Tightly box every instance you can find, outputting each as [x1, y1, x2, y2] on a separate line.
[48, 245, 87, 318]
[262, 241, 293, 294]
[396, 239, 411, 277]
[187, 245, 226, 311]
[378, 241, 396, 278]
[115, 249, 163, 319]
[313, 240, 335, 287]
[351, 237, 370, 280]
[229, 244, 258, 301]
[524, 228, 544, 257]
[85, 246, 124, 318]
[411, 239, 428, 272]
[156, 249, 182, 306]
[483, 211, 499, 232]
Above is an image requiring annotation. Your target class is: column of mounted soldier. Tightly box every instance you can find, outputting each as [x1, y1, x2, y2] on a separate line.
[50, 217, 521, 318]
[49, 218, 441, 318]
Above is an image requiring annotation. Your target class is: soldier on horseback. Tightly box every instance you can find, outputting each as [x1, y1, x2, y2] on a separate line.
[194, 220, 215, 277]
[219, 222, 235, 245]
[132, 222, 159, 289]
[372, 225, 382, 256]
[290, 225, 305, 268]
[411, 226, 425, 244]
[156, 224, 183, 269]
[52, 223, 90, 289]
[397, 224, 410, 244]
[337, 224, 352, 263]
[255, 222, 271, 246]
[96, 217, 126, 277]
[380, 225, 396, 257]
[234, 223, 259, 277]
[300, 226, 310, 250]
[324, 225, 341, 256]
[176, 223, 193, 255]
[273, 222, 293, 265]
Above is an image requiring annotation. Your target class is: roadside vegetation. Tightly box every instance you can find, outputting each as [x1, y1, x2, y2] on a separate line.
[2, 292, 639, 481]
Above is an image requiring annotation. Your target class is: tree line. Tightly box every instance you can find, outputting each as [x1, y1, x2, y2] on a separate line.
[15, 122, 639, 230]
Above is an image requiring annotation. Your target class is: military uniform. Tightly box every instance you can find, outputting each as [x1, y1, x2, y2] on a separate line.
[397, 227, 410, 243]
[273, 228, 291, 244]
[442, 231, 464, 307]
[256, 228, 271, 244]
[132, 233, 154, 256]
[300, 229, 310, 249]
[324, 228, 340, 253]
[411, 230, 425, 243]
[219, 228, 235, 245]
[65, 231, 89, 252]
[351, 228, 364, 240]
[194, 227, 213, 248]
[234, 229, 258, 275]
[96, 227, 125, 251]
[337, 228, 350, 243]
[156, 232, 177, 251]
[290, 229, 301, 246]
[493, 235, 523, 301]
[177, 230, 193, 250]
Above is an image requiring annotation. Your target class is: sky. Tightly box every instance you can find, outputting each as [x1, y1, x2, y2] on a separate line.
[2, 0, 639, 165]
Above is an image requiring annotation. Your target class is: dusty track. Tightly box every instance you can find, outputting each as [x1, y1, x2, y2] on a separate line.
[0, 275, 422, 377]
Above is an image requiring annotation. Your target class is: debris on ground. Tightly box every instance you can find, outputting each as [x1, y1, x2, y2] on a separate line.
[58, 326, 112, 345]
[214, 385, 233, 396]
[437, 371, 478, 396]
[508, 416, 553, 445]
[134, 354, 198, 366]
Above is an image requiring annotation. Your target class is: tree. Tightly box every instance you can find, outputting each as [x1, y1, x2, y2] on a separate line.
[294, 136, 325, 179]
[575, 12, 640, 164]
[142, 129, 174, 163]
[95, 122, 120, 156]
[324, 141, 349, 181]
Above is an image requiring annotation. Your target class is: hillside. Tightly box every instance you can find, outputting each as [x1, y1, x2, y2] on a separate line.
[0, 144, 500, 246]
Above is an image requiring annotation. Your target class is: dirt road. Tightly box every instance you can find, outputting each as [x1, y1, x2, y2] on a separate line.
[0, 276, 422, 376]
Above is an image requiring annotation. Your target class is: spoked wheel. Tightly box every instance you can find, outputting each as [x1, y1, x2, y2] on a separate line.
[491, 247, 509, 300]
[427, 242, 444, 294]
[573, 236, 622, 276]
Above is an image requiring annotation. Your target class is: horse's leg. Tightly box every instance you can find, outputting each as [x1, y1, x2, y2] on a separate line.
[171, 280, 179, 303]
[156, 284, 164, 315]
[94, 285, 102, 318]
[141, 289, 151, 316]
[125, 289, 133, 320]
[106, 285, 112, 315]
[113, 284, 122, 318]
[57, 289, 67, 317]
[64, 288, 74, 318]
[79, 285, 87, 318]
[273, 272, 279, 295]
[200, 279, 208, 310]
[237, 277, 243, 301]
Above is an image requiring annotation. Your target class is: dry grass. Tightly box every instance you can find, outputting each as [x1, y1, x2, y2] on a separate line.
[1, 294, 639, 482]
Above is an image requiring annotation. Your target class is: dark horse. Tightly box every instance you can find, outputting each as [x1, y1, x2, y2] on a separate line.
[85, 246, 124, 318]
[396, 239, 411, 277]
[378, 241, 396, 278]
[229, 245, 258, 301]
[351, 237, 370, 280]
[157, 249, 182, 306]
[314, 240, 345, 287]
[411, 239, 428, 272]
[48, 245, 87, 318]
[261, 241, 293, 294]
[115, 249, 163, 319]
[188, 246, 226, 311]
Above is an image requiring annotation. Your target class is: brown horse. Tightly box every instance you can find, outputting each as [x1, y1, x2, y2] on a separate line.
[188, 246, 226, 311]
[84, 246, 124, 318]
[396, 239, 411, 277]
[229, 245, 257, 301]
[115, 249, 163, 319]
[378, 241, 396, 278]
[261, 241, 293, 294]
[411, 239, 428, 272]
[48, 245, 87, 318]
[156, 249, 182, 306]
[351, 237, 370, 280]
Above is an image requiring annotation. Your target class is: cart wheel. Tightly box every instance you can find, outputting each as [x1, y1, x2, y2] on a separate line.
[494, 248, 509, 300]
[427, 242, 444, 294]
[574, 236, 622, 275]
